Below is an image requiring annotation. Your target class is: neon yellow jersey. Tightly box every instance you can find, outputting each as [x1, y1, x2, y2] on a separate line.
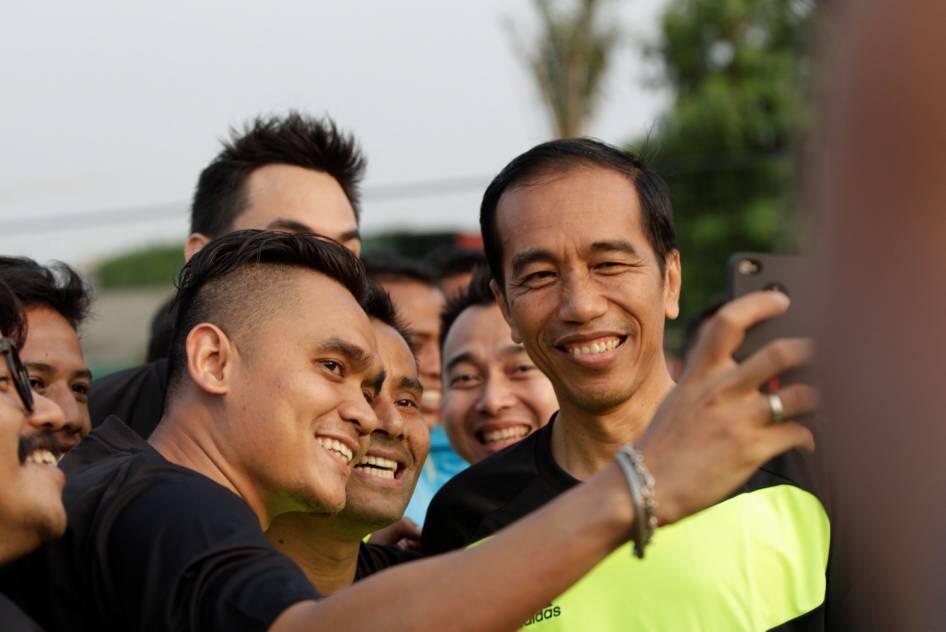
[424, 422, 834, 631]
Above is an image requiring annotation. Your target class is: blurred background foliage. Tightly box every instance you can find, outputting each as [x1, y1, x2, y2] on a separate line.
[94, 0, 815, 340]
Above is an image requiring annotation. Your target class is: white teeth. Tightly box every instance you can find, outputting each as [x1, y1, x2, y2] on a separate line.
[316, 437, 353, 463]
[481, 426, 530, 444]
[25, 449, 58, 466]
[354, 454, 399, 480]
[567, 337, 620, 357]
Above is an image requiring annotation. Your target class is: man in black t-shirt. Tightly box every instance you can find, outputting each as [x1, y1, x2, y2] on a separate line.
[424, 139, 834, 630]
[88, 112, 366, 438]
[3, 230, 822, 631]
[266, 291, 428, 593]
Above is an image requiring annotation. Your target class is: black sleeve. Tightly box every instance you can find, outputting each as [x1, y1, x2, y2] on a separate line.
[0, 594, 43, 632]
[104, 474, 319, 632]
[88, 359, 168, 438]
[355, 543, 422, 580]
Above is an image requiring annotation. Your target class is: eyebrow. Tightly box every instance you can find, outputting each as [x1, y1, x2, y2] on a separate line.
[395, 375, 424, 397]
[316, 337, 374, 374]
[445, 351, 480, 374]
[510, 248, 557, 278]
[339, 228, 361, 243]
[265, 218, 361, 245]
[25, 362, 93, 381]
[590, 239, 640, 257]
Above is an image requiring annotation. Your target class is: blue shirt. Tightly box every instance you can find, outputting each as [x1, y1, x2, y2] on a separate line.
[403, 426, 467, 525]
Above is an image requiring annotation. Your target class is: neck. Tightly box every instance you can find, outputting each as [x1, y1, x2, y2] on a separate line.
[266, 513, 365, 595]
[150, 398, 272, 529]
[0, 527, 40, 566]
[551, 360, 675, 481]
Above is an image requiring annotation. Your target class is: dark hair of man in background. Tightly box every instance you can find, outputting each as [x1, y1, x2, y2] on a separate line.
[439, 264, 494, 349]
[424, 246, 486, 282]
[0, 258, 91, 331]
[362, 252, 437, 288]
[0, 280, 27, 349]
[191, 112, 366, 239]
[479, 138, 677, 285]
[147, 112, 367, 362]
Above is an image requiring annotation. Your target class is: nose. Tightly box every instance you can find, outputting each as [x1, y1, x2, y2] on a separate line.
[25, 392, 66, 435]
[338, 392, 381, 438]
[557, 271, 608, 324]
[372, 397, 406, 441]
[48, 384, 89, 437]
[475, 370, 518, 417]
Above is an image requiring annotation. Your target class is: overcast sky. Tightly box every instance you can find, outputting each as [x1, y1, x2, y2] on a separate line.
[0, 0, 668, 268]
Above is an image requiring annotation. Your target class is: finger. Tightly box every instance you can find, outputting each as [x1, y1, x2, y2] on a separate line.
[751, 383, 820, 425]
[400, 519, 422, 540]
[760, 420, 816, 457]
[730, 338, 814, 390]
[686, 291, 791, 376]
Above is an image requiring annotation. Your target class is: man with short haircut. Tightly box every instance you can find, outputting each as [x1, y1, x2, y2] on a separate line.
[424, 138, 829, 629]
[267, 286, 429, 594]
[89, 111, 366, 438]
[363, 253, 464, 523]
[0, 257, 93, 453]
[1, 230, 817, 631]
[440, 266, 557, 464]
[0, 280, 69, 630]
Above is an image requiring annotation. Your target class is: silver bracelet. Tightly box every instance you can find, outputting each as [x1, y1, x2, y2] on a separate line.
[615, 444, 657, 559]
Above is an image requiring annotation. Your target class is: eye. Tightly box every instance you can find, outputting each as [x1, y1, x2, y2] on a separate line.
[319, 359, 345, 376]
[396, 397, 419, 410]
[448, 373, 480, 388]
[510, 364, 537, 377]
[595, 261, 628, 273]
[72, 383, 90, 399]
[28, 376, 46, 392]
[362, 390, 375, 404]
[520, 270, 557, 288]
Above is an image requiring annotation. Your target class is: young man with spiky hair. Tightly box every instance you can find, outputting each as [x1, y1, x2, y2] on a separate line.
[89, 111, 367, 438]
[0, 257, 93, 454]
[1, 230, 818, 631]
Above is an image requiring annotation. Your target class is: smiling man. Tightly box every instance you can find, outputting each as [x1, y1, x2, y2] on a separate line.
[0, 280, 69, 630]
[267, 286, 430, 594]
[424, 139, 831, 630]
[440, 266, 557, 464]
[0, 257, 93, 454]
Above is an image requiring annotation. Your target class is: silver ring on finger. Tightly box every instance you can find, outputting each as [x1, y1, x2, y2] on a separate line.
[767, 392, 786, 423]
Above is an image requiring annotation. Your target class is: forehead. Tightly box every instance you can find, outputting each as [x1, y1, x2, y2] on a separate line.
[372, 321, 418, 382]
[444, 304, 517, 361]
[235, 164, 358, 238]
[496, 166, 653, 268]
[21, 307, 86, 367]
[260, 271, 376, 354]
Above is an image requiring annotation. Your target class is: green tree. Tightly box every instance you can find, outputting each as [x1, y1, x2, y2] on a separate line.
[509, 0, 620, 137]
[636, 0, 815, 320]
[96, 244, 183, 288]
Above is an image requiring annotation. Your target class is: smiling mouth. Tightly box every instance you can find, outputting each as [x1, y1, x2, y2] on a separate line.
[18, 434, 62, 467]
[315, 436, 354, 464]
[477, 424, 531, 446]
[353, 454, 404, 480]
[558, 335, 626, 358]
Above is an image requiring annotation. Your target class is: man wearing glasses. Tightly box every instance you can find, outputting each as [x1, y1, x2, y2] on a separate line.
[0, 280, 69, 630]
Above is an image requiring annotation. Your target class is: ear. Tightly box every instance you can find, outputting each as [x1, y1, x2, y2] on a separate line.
[185, 233, 210, 262]
[663, 249, 682, 321]
[185, 323, 234, 396]
[490, 279, 521, 343]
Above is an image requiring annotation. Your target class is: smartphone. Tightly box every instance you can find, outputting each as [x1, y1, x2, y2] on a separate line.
[727, 253, 814, 389]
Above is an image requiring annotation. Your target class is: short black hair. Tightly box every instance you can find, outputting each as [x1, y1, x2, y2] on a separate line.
[0, 279, 27, 349]
[362, 252, 437, 287]
[364, 283, 416, 356]
[0, 257, 92, 331]
[190, 112, 367, 239]
[423, 245, 487, 282]
[440, 265, 495, 349]
[167, 230, 369, 392]
[480, 138, 677, 286]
